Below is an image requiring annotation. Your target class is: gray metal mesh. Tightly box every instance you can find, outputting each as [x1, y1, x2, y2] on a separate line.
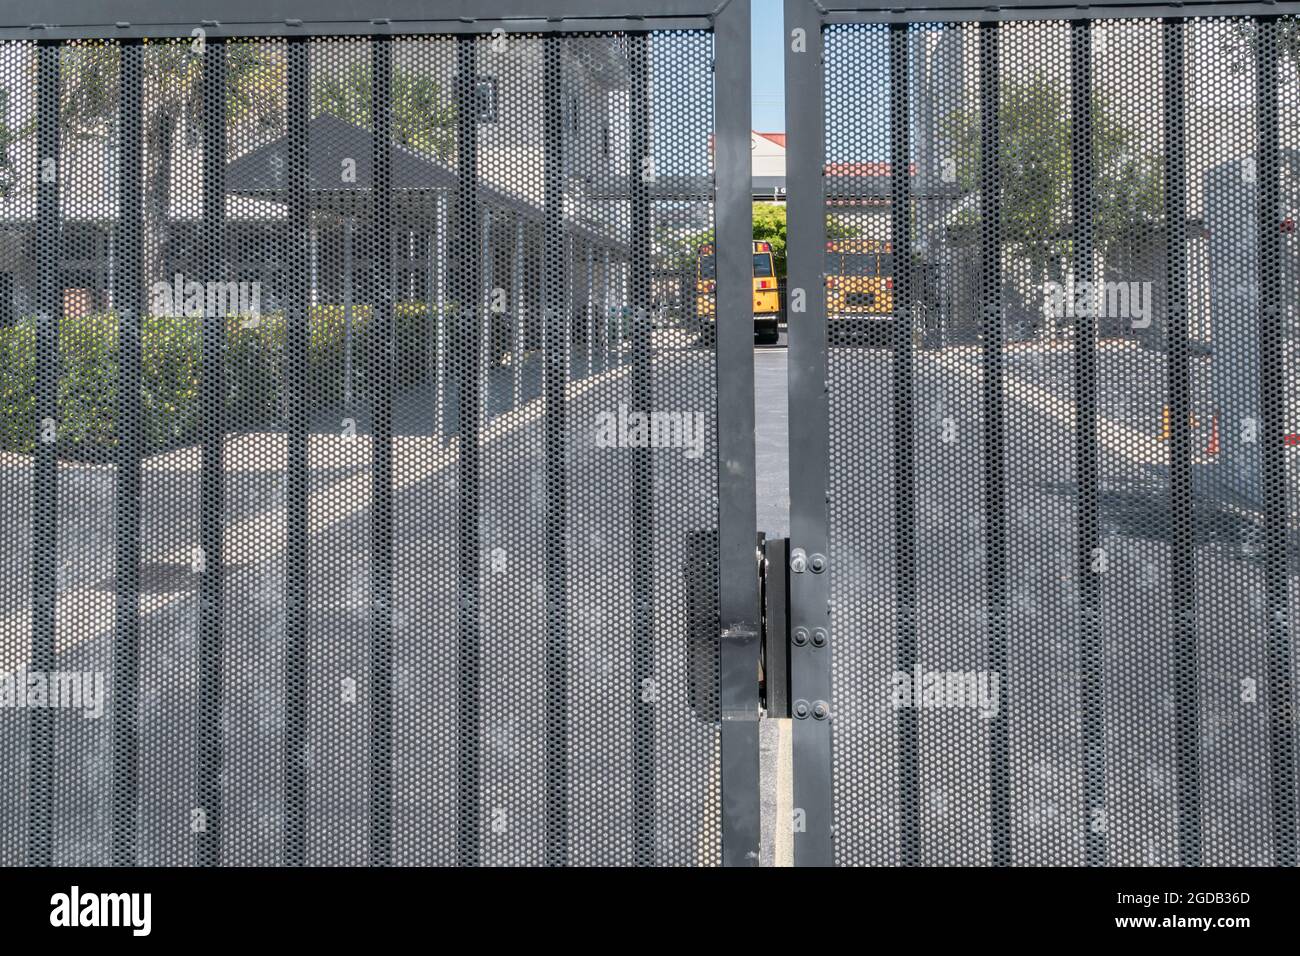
[0, 28, 721, 866]
[822, 14, 1298, 866]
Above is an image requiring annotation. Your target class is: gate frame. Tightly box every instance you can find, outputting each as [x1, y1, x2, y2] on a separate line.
[8, 0, 759, 868]
[785, 0, 1300, 867]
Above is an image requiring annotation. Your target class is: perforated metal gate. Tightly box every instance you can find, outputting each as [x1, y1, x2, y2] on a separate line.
[786, 0, 1300, 866]
[0, 1, 760, 867]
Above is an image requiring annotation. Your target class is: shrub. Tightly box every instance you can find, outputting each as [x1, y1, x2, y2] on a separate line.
[0, 302, 450, 459]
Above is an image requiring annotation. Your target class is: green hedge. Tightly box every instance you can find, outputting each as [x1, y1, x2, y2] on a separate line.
[0, 304, 445, 459]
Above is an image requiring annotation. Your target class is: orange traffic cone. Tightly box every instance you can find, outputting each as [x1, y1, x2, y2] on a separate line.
[1204, 415, 1220, 456]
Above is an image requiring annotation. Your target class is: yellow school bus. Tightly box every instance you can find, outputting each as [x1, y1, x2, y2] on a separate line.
[825, 238, 894, 316]
[694, 240, 782, 344]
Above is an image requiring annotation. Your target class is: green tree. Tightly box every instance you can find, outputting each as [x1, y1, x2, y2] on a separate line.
[942, 75, 1162, 296]
[752, 202, 787, 275]
[658, 203, 852, 280]
[0, 86, 30, 200]
[40, 41, 457, 281]
[1224, 16, 1300, 88]
[315, 61, 457, 159]
[56, 39, 287, 280]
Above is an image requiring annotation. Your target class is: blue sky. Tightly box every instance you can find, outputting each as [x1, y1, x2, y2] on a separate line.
[750, 0, 785, 133]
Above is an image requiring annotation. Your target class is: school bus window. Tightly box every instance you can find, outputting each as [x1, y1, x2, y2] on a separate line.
[699, 254, 716, 280]
[752, 253, 773, 278]
[840, 253, 878, 275]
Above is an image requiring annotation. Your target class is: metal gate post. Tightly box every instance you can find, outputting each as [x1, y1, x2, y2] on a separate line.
[455, 34, 485, 868]
[1070, 18, 1106, 868]
[783, 0, 834, 867]
[541, 33, 570, 868]
[714, 0, 762, 867]
[28, 38, 60, 869]
[111, 38, 145, 868]
[284, 34, 311, 868]
[368, 31, 397, 867]
[888, 23, 920, 867]
[197, 36, 227, 867]
[627, 32, 656, 866]
[1254, 15, 1297, 867]
[1161, 17, 1200, 868]
[977, 20, 1011, 867]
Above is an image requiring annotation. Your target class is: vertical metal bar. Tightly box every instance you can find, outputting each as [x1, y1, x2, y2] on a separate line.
[369, 32, 395, 867]
[197, 35, 226, 867]
[513, 217, 525, 405]
[310, 225, 319, 306]
[455, 34, 484, 867]
[617, 256, 627, 367]
[978, 21, 1011, 866]
[1162, 16, 1200, 868]
[435, 193, 447, 435]
[583, 241, 596, 376]
[111, 37, 144, 869]
[343, 217, 354, 409]
[542, 34, 569, 867]
[1071, 18, 1106, 868]
[479, 208, 493, 420]
[783, 0, 833, 867]
[1254, 15, 1296, 867]
[566, 233, 576, 362]
[408, 230, 416, 300]
[425, 228, 435, 386]
[889, 23, 920, 867]
[284, 34, 310, 868]
[602, 247, 612, 367]
[27, 39, 59, 868]
[716, 0, 761, 867]
[627, 29, 657, 867]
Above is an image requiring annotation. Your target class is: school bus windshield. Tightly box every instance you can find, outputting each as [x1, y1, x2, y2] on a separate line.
[697, 253, 775, 279]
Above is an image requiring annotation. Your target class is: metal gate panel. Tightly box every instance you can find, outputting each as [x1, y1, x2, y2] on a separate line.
[787, 0, 1300, 866]
[0, 1, 759, 867]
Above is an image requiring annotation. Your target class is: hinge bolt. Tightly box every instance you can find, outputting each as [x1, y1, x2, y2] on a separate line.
[792, 626, 809, 646]
[812, 700, 830, 720]
[812, 627, 828, 647]
[793, 699, 811, 719]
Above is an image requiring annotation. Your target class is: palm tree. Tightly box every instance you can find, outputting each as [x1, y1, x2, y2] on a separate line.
[5, 39, 457, 291]
[56, 38, 287, 282]
[314, 60, 457, 160]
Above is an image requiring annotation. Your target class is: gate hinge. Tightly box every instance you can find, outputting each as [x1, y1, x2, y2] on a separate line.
[759, 535, 792, 718]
